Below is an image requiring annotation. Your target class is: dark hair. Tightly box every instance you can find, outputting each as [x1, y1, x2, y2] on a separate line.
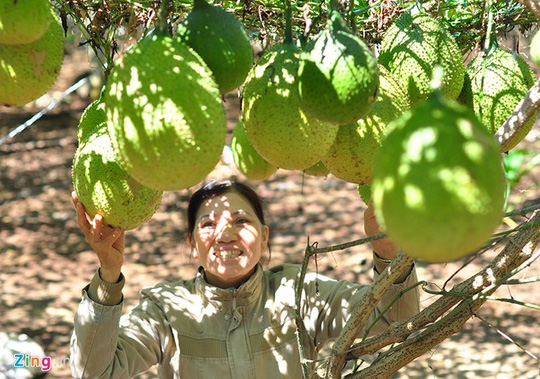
[187, 180, 270, 256]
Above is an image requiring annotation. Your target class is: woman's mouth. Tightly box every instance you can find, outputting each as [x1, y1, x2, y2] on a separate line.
[215, 249, 243, 259]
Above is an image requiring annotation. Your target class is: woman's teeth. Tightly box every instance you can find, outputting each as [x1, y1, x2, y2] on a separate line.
[217, 250, 242, 259]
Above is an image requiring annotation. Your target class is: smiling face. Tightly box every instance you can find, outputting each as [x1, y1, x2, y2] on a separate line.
[188, 190, 269, 288]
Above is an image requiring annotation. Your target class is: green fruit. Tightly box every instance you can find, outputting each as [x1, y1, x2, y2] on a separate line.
[231, 120, 277, 180]
[77, 99, 106, 143]
[105, 32, 226, 191]
[0, 8, 64, 107]
[72, 101, 163, 230]
[372, 91, 506, 263]
[357, 184, 372, 205]
[323, 66, 410, 185]
[242, 43, 338, 170]
[177, 0, 253, 94]
[303, 161, 329, 177]
[379, 9, 465, 106]
[456, 70, 474, 110]
[466, 44, 536, 151]
[298, 11, 379, 124]
[531, 30, 540, 65]
[0, 0, 52, 45]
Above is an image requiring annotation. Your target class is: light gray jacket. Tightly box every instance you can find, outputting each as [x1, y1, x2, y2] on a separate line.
[70, 256, 419, 378]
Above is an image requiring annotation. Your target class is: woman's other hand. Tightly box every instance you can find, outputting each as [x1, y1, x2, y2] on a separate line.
[364, 202, 399, 260]
[72, 191, 125, 283]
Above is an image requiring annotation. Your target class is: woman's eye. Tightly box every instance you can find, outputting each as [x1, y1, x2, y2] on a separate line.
[201, 221, 216, 228]
[236, 218, 250, 225]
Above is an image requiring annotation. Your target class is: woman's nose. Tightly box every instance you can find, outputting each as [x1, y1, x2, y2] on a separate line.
[216, 220, 236, 242]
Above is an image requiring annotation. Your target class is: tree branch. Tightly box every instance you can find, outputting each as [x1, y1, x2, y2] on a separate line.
[346, 209, 540, 378]
[495, 76, 540, 153]
[516, 0, 540, 21]
[325, 251, 415, 378]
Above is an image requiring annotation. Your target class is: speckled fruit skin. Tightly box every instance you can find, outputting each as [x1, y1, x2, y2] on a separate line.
[372, 92, 506, 263]
[378, 10, 465, 106]
[298, 12, 379, 125]
[72, 101, 163, 230]
[77, 99, 106, 143]
[0, 8, 63, 107]
[242, 43, 338, 170]
[231, 120, 277, 181]
[531, 30, 540, 65]
[303, 161, 329, 177]
[0, 0, 52, 45]
[357, 184, 372, 205]
[104, 33, 226, 191]
[323, 66, 410, 185]
[176, 0, 253, 94]
[466, 45, 536, 151]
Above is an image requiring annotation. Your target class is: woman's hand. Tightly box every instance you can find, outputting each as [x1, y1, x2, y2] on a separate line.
[72, 191, 125, 283]
[364, 202, 399, 260]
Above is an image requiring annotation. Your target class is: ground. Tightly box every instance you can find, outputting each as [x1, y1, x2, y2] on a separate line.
[0, 40, 539, 379]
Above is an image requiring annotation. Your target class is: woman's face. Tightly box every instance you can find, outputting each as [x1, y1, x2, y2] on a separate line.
[189, 190, 269, 288]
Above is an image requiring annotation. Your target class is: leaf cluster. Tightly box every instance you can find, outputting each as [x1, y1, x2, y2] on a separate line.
[52, 0, 538, 72]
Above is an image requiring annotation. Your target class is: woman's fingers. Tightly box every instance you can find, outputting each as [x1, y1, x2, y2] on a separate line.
[90, 214, 124, 244]
[75, 204, 91, 235]
[364, 202, 377, 222]
[71, 191, 78, 207]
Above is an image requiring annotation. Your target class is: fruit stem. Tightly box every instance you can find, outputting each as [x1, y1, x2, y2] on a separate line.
[329, 0, 339, 13]
[284, 0, 293, 44]
[156, 0, 171, 35]
[193, 0, 208, 7]
[483, 0, 496, 54]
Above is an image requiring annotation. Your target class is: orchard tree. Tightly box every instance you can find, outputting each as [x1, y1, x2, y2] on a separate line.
[41, 0, 540, 377]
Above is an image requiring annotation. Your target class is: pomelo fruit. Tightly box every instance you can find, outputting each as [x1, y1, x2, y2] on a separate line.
[298, 10, 379, 124]
[104, 32, 226, 191]
[378, 8, 465, 106]
[77, 98, 106, 143]
[0, 0, 52, 45]
[303, 161, 329, 177]
[72, 100, 163, 230]
[231, 120, 277, 180]
[0, 8, 64, 107]
[242, 43, 338, 170]
[466, 42, 536, 151]
[357, 184, 372, 205]
[372, 91, 506, 263]
[176, 0, 253, 94]
[531, 30, 540, 65]
[323, 65, 410, 184]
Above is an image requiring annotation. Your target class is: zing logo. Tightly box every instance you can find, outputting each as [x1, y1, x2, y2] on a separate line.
[13, 353, 69, 372]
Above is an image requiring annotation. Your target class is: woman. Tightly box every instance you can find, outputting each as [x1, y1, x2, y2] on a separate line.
[70, 179, 419, 378]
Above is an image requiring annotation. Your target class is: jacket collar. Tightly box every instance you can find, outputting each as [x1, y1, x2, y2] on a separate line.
[195, 263, 263, 307]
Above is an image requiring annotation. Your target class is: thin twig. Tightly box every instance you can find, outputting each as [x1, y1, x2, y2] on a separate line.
[475, 314, 539, 360]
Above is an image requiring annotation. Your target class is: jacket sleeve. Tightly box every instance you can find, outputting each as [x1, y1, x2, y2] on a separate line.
[301, 252, 420, 347]
[70, 273, 172, 378]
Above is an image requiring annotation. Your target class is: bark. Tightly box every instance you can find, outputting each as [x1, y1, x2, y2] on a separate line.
[325, 252, 415, 378]
[346, 210, 540, 379]
[495, 76, 540, 152]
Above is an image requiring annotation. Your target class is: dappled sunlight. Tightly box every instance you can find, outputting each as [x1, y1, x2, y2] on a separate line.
[439, 167, 487, 214]
[374, 91, 508, 261]
[403, 184, 425, 210]
[379, 11, 465, 104]
[403, 127, 438, 163]
[242, 44, 339, 170]
[104, 34, 226, 190]
[73, 128, 162, 230]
